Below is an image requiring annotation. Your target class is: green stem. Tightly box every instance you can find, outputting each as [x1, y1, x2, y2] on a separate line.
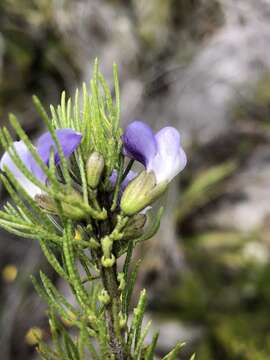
[101, 263, 128, 360]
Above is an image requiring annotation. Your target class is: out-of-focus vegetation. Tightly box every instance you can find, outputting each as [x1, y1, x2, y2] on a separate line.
[0, 0, 80, 130]
[1, 0, 270, 359]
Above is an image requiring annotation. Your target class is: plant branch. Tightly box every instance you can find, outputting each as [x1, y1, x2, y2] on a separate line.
[100, 262, 128, 360]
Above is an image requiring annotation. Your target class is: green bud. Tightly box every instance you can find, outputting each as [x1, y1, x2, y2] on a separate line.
[124, 213, 147, 239]
[98, 289, 110, 305]
[36, 190, 87, 220]
[86, 152, 104, 188]
[120, 171, 167, 215]
[61, 190, 87, 220]
[35, 194, 57, 213]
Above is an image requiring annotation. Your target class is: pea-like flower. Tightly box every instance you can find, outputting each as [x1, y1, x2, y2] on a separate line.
[0, 129, 82, 197]
[120, 121, 187, 215]
[122, 121, 187, 184]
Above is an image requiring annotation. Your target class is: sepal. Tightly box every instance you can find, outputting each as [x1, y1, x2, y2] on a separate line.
[123, 213, 147, 240]
[120, 171, 167, 215]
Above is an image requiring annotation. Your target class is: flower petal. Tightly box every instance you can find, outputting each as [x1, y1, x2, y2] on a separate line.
[121, 170, 137, 192]
[110, 169, 137, 193]
[110, 169, 137, 207]
[122, 121, 157, 166]
[148, 127, 187, 183]
[37, 129, 82, 163]
[0, 141, 42, 196]
[30, 129, 82, 180]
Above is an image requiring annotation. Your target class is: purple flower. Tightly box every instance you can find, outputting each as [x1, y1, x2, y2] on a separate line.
[0, 129, 82, 197]
[122, 121, 187, 184]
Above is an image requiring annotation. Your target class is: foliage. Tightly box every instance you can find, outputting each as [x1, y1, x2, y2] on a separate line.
[159, 224, 270, 359]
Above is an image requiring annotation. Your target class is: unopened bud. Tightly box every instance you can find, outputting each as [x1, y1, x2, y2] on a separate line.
[36, 191, 87, 221]
[62, 190, 86, 220]
[120, 171, 167, 215]
[35, 194, 57, 213]
[87, 152, 104, 188]
[124, 214, 147, 239]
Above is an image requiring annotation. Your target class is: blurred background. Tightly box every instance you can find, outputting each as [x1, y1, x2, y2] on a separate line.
[1, 0, 270, 359]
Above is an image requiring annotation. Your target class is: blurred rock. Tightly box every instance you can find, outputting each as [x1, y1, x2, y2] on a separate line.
[141, 0, 270, 144]
[143, 313, 203, 357]
[202, 145, 270, 232]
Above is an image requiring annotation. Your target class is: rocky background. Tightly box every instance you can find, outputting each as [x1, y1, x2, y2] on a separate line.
[1, 0, 270, 359]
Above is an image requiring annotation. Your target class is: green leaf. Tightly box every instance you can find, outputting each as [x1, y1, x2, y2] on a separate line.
[40, 240, 69, 281]
[79, 324, 100, 360]
[134, 320, 152, 359]
[113, 62, 120, 132]
[123, 259, 142, 316]
[96, 314, 111, 359]
[127, 289, 147, 352]
[63, 221, 89, 308]
[39, 271, 79, 324]
[40, 271, 77, 316]
[123, 240, 134, 282]
[49, 310, 66, 360]
[145, 332, 159, 360]
[161, 342, 186, 360]
[62, 330, 80, 360]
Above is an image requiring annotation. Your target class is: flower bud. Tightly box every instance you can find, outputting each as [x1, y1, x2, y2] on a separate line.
[123, 213, 146, 239]
[120, 171, 167, 215]
[62, 190, 86, 220]
[35, 194, 57, 213]
[62, 203, 86, 220]
[86, 152, 104, 189]
[36, 190, 87, 220]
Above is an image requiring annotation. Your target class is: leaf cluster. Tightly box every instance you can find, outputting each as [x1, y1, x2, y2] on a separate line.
[0, 61, 188, 359]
